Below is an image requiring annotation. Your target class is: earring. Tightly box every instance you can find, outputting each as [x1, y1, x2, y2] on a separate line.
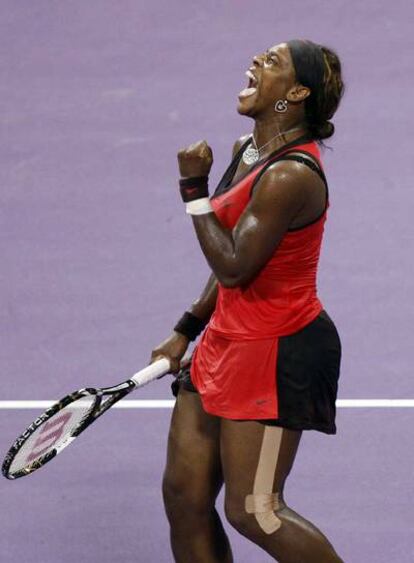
[274, 99, 288, 113]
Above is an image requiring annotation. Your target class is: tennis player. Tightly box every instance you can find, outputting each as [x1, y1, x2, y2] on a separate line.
[151, 39, 345, 563]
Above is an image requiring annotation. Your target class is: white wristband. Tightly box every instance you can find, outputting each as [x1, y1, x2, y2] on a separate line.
[185, 197, 214, 215]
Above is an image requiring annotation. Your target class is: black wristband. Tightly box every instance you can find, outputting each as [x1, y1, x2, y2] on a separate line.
[179, 176, 209, 202]
[173, 311, 209, 341]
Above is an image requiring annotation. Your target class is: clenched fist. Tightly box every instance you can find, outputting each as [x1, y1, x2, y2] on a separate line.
[177, 140, 213, 178]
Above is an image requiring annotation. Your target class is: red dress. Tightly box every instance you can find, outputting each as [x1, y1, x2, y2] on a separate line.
[189, 136, 330, 420]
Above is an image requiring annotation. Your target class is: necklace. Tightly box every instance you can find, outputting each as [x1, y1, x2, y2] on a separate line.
[242, 126, 304, 165]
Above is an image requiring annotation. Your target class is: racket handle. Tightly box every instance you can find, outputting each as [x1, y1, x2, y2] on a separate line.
[130, 357, 171, 387]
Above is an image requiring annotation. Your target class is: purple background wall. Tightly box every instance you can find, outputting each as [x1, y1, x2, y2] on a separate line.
[1, 1, 413, 561]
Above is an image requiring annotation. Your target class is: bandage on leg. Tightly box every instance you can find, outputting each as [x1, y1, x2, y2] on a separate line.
[244, 426, 283, 534]
[245, 492, 281, 534]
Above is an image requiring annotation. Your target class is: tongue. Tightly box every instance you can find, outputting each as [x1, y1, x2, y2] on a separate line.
[239, 87, 257, 98]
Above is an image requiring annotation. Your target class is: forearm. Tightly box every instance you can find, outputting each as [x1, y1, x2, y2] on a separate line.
[191, 214, 240, 288]
[188, 272, 219, 322]
[177, 140, 243, 288]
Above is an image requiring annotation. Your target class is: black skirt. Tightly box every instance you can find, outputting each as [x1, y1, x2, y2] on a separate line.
[171, 309, 342, 435]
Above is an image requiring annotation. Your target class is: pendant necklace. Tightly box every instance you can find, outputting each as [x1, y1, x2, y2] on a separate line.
[242, 126, 304, 165]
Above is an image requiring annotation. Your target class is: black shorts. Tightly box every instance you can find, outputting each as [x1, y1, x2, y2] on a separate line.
[171, 309, 342, 435]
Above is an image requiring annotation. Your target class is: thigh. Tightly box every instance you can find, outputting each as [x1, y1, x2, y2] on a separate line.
[164, 385, 223, 507]
[220, 419, 302, 505]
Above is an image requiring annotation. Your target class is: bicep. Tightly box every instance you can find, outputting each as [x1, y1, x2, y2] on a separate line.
[231, 165, 306, 285]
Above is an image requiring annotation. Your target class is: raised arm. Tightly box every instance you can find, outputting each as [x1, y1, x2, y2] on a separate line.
[178, 137, 309, 289]
[178, 135, 249, 321]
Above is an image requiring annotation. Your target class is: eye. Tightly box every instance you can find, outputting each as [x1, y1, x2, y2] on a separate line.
[265, 53, 278, 65]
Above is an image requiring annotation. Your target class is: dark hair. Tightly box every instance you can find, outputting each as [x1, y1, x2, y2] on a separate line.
[286, 39, 345, 146]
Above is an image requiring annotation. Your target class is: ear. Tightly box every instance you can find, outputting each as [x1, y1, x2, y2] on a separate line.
[286, 84, 311, 103]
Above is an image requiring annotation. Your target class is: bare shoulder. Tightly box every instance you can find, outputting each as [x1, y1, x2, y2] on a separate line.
[252, 156, 322, 200]
[250, 160, 306, 210]
[231, 134, 251, 158]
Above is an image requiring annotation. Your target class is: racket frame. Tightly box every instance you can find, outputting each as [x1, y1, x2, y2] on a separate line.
[2, 389, 98, 479]
[2, 356, 179, 480]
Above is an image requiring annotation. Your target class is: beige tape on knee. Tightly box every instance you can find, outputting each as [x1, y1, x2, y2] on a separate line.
[245, 426, 283, 535]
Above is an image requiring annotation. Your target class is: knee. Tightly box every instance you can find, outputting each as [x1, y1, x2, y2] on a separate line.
[162, 471, 213, 521]
[224, 498, 251, 536]
[162, 472, 192, 515]
[225, 492, 283, 538]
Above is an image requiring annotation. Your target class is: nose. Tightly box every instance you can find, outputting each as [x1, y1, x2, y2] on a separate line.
[252, 53, 264, 67]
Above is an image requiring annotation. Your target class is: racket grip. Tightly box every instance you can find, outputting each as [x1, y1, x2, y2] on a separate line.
[130, 357, 171, 387]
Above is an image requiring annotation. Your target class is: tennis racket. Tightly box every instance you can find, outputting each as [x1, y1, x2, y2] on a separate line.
[2, 354, 191, 480]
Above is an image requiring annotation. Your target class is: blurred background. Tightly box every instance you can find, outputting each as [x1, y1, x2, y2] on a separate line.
[1, 1, 413, 561]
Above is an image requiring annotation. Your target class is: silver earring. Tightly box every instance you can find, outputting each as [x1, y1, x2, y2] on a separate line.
[274, 99, 288, 113]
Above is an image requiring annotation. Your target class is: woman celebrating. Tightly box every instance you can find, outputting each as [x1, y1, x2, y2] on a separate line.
[151, 39, 345, 563]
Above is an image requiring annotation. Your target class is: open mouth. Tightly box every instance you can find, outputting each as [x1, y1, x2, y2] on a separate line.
[246, 69, 258, 88]
[239, 69, 258, 99]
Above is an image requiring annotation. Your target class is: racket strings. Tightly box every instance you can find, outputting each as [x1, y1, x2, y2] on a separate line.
[8, 395, 96, 475]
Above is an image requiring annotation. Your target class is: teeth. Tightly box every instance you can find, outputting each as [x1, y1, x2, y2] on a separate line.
[245, 70, 257, 85]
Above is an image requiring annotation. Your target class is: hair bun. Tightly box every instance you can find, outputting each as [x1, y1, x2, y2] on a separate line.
[310, 120, 335, 140]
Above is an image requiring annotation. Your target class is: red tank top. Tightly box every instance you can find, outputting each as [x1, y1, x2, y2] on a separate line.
[208, 137, 329, 339]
